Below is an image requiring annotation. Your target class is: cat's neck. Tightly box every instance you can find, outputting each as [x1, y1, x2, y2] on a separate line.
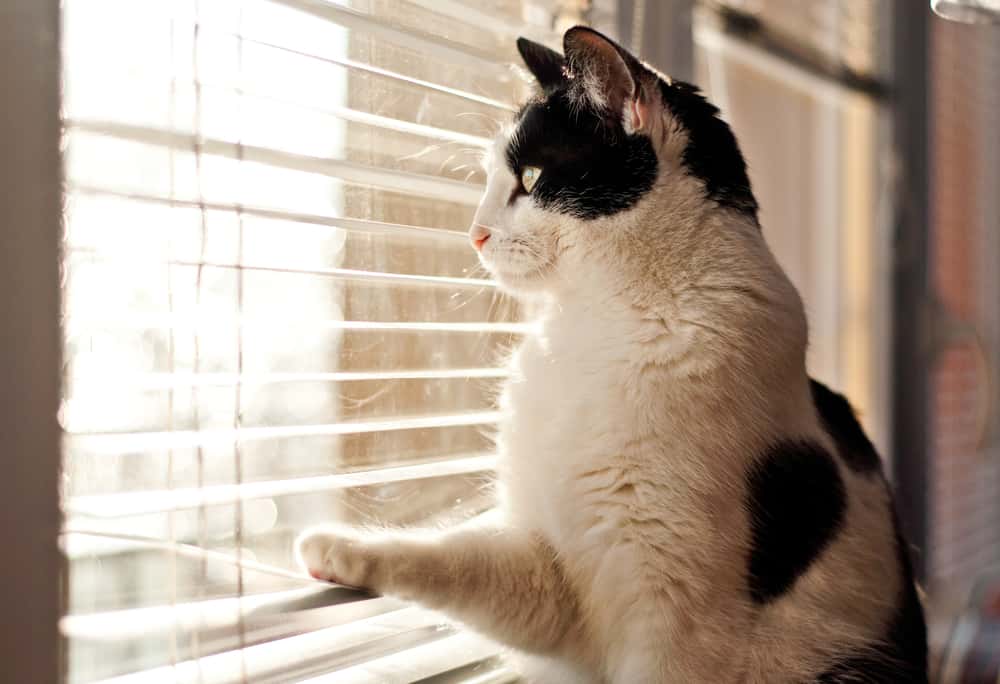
[556, 216, 807, 342]
[520, 251, 816, 461]
[520, 219, 807, 406]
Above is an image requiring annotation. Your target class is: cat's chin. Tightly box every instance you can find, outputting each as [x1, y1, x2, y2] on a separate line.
[486, 265, 552, 295]
[479, 252, 555, 294]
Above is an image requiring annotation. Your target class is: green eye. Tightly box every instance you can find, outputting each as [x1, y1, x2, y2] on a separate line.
[520, 166, 541, 193]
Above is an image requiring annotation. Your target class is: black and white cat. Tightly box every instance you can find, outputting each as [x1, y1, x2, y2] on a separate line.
[298, 27, 928, 683]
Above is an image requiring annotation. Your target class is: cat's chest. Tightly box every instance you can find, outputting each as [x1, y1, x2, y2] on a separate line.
[505, 335, 630, 454]
[500, 334, 644, 538]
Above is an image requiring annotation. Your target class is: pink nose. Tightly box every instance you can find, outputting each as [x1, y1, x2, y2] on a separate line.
[469, 224, 491, 251]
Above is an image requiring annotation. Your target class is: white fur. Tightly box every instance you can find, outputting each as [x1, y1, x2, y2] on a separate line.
[297, 60, 904, 683]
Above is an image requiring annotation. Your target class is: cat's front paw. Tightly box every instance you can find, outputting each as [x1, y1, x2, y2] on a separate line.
[295, 526, 382, 590]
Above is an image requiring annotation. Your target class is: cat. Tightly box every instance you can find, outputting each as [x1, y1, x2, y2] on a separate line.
[296, 26, 928, 683]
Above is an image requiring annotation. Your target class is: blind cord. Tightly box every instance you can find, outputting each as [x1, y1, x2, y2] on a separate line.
[166, 12, 181, 673]
[191, 5, 210, 679]
[233, 4, 249, 681]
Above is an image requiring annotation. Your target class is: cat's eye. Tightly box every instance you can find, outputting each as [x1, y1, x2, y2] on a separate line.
[520, 166, 542, 193]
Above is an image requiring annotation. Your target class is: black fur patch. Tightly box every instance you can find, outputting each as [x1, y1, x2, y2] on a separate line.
[815, 505, 928, 683]
[516, 37, 565, 93]
[512, 30, 757, 222]
[506, 91, 658, 220]
[657, 80, 759, 219]
[745, 441, 846, 604]
[810, 379, 882, 474]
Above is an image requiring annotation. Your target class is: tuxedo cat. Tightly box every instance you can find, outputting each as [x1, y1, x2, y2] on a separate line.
[297, 26, 928, 683]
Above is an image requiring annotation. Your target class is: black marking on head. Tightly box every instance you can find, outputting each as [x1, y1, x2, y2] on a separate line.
[810, 379, 882, 475]
[506, 91, 658, 220]
[658, 80, 758, 219]
[562, 27, 643, 123]
[510, 28, 757, 221]
[744, 441, 846, 604]
[516, 37, 566, 93]
[815, 503, 928, 683]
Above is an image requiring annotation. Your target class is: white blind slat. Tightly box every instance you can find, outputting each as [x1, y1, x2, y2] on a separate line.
[94, 606, 455, 684]
[62, 587, 389, 642]
[68, 410, 503, 454]
[70, 368, 509, 390]
[65, 0, 520, 109]
[69, 67, 501, 146]
[267, 0, 511, 75]
[67, 316, 528, 334]
[68, 186, 471, 240]
[67, 253, 497, 289]
[405, 0, 558, 44]
[67, 454, 497, 517]
[300, 631, 508, 684]
[68, 597, 408, 682]
[67, 121, 485, 205]
[228, 33, 516, 111]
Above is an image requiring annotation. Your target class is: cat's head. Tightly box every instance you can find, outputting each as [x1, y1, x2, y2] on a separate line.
[470, 27, 757, 294]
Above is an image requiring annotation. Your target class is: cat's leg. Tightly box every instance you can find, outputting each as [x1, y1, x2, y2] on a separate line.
[295, 524, 588, 658]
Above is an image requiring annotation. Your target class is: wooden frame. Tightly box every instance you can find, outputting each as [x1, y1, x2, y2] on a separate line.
[888, 0, 931, 582]
[0, 1, 64, 681]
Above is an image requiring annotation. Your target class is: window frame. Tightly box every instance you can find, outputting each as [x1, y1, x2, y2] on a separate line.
[4, 1, 917, 680]
[0, 1, 64, 682]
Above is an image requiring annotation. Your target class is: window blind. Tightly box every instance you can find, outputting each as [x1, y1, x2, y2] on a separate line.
[60, 1, 558, 681]
[704, 0, 881, 79]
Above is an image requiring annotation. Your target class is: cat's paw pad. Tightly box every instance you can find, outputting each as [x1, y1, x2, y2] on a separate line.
[295, 526, 379, 590]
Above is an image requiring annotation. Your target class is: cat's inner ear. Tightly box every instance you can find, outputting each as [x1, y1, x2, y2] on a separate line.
[516, 37, 566, 92]
[563, 26, 650, 133]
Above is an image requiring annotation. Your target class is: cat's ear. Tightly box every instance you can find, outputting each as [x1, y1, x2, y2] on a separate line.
[516, 37, 566, 92]
[563, 26, 653, 133]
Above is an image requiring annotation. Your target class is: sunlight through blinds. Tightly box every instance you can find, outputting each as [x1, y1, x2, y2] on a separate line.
[59, 1, 556, 681]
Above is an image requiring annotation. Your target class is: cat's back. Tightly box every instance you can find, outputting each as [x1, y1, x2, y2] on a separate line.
[804, 380, 929, 682]
[743, 380, 928, 682]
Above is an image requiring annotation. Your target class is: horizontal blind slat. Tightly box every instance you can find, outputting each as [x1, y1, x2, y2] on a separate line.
[300, 631, 507, 684]
[419, 665, 520, 684]
[62, 586, 386, 641]
[68, 62, 501, 146]
[67, 253, 495, 289]
[93, 606, 455, 684]
[66, 120, 485, 205]
[267, 0, 510, 74]
[66, 0, 521, 109]
[67, 316, 530, 334]
[69, 186, 470, 240]
[70, 368, 509, 390]
[230, 31, 517, 111]
[67, 454, 497, 516]
[67, 410, 503, 454]
[63, 528, 319, 582]
[404, 0, 558, 43]
[69, 597, 413, 682]
[189, 79, 495, 146]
